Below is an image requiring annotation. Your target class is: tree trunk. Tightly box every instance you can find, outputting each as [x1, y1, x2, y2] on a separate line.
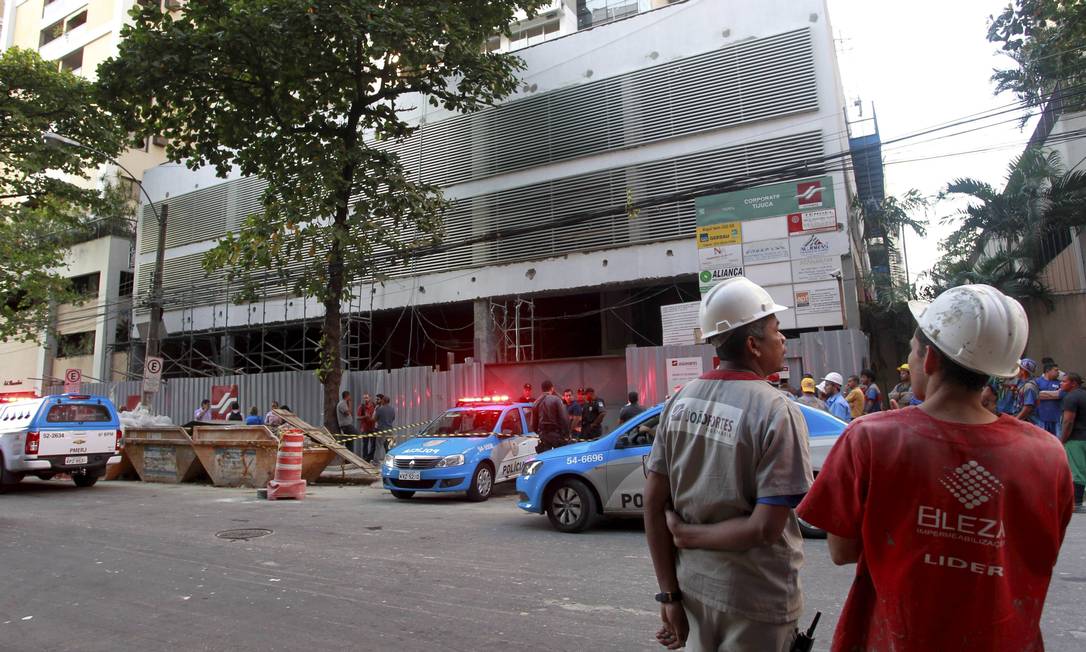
[321, 198, 351, 434]
[322, 293, 344, 435]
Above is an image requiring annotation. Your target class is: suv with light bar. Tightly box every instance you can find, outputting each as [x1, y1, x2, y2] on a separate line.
[0, 394, 123, 490]
[381, 395, 538, 501]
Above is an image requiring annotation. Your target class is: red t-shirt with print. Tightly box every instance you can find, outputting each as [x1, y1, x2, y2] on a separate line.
[797, 407, 1073, 652]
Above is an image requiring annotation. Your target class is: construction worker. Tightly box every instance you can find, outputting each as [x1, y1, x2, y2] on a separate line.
[888, 363, 915, 408]
[645, 276, 812, 651]
[819, 372, 852, 422]
[796, 378, 827, 411]
[798, 284, 1073, 650]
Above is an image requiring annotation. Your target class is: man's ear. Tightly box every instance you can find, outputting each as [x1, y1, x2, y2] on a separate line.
[922, 342, 939, 377]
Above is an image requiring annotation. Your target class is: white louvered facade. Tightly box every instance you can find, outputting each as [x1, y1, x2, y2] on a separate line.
[136, 0, 864, 355]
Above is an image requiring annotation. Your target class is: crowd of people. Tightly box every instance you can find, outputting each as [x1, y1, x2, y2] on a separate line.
[644, 277, 1077, 651]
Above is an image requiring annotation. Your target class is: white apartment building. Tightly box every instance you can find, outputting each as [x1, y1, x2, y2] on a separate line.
[0, 0, 169, 398]
[134, 0, 869, 377]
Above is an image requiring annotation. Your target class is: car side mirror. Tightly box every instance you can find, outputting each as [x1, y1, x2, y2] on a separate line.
[616, 434, 630, 449]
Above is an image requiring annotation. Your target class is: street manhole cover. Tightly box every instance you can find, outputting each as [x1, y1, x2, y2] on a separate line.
[216, 528, 273, 541]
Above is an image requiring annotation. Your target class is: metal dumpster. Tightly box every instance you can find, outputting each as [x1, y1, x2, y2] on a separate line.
[190, 425, 280, 488]
[104, 447, 137, 481]
[124, 427, 206, 484]
[300, 446, 337, 483]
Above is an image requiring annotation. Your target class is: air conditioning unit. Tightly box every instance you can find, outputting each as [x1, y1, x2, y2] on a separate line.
[152, 134, 168, 147]
[164, 0, 183, 9]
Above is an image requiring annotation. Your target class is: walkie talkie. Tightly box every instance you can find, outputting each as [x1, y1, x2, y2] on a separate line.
[789, 611, 822, 652]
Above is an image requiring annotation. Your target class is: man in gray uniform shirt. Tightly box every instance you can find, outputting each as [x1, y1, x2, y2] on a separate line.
[644, 276, 813, 651]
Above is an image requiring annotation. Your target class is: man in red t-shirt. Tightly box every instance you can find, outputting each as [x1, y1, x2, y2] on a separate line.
[798, 284, 1073, 651]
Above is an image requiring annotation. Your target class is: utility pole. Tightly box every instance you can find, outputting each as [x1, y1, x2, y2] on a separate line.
[141, 203, 167, 407]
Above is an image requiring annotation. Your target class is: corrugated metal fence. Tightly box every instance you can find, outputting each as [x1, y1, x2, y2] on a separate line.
[45, 363, 485, 429]
[46, 331, 867, 429]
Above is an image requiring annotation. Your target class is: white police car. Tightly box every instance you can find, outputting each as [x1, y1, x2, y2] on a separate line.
[381, 396, 538, 501]
[516, 401, 846, 535]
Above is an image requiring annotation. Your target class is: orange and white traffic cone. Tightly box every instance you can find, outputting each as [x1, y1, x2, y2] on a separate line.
[267, 429, 306, 500]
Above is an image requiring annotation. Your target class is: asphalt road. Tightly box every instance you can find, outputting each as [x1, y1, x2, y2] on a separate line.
[2, 479, 1085, 651]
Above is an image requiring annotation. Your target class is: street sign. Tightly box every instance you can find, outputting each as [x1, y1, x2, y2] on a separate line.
[142, 356, 164, 394]
[64, 368, 82, 394]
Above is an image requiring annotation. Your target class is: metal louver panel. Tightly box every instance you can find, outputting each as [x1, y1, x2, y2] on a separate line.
[377, 27, 816, 187]
[140, 29, 816, 258]
[146, 130, 825, 312]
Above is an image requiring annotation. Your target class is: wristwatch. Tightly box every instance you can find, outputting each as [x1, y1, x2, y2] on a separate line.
[654, 590, 683, 604]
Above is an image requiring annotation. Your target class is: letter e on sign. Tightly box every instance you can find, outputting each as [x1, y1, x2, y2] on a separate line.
[64, 368, 82, 394]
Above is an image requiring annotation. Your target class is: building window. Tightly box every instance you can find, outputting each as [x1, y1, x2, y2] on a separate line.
[485, 35, 502, 53]
[509, 19, 560, 50]
[57, 331, 96, 358]
[119, 271, 134, 298]
[70, 272, 101, 299]
[65, 10, 88, 32]
[58, 48, 84, 74]
[577, 0, 640, 30]
[40, 9, 88, 47]
[40, 20, 64, 47]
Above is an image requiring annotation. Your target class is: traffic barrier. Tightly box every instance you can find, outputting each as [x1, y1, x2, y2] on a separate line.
[267, 429, 306, 500]
[122, 426, 207, 484]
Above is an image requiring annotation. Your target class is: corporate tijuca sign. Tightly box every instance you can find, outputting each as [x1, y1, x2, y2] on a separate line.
[694, 176, 847, 330]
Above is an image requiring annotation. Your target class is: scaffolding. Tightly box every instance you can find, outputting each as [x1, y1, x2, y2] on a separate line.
[490, 297, 535, 363]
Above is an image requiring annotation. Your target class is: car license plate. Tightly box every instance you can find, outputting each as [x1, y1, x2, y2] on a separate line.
[397, 470, 421, 481]
[65, 456, 88, 465]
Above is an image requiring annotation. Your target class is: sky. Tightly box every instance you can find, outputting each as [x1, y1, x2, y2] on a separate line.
[826, 0, 1035, 284]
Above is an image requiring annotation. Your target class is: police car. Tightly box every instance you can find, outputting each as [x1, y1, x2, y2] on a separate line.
[516, 401, 846, 536]
[0, 393, 123, 489]
[381, 396, 538, 502]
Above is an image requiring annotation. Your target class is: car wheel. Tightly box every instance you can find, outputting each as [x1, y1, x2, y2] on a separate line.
[798, 515, 826, 539]
[0, 452, 22, 491]
[391, 490, 415, 499]
[546, 478, 597, 533]
[72, 470, 100, 488]
[465, 462, 494, 502]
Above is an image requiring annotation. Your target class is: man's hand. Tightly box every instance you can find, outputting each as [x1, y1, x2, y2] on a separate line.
[656, 603, 688, 649]
[665, 509, 687, 548]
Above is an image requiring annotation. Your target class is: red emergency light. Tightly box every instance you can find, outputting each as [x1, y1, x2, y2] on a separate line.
[456, 395, 510, 406]
[0, 391, 40, 404]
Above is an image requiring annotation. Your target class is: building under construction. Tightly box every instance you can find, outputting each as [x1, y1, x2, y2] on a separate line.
[133, 0, 872, 385]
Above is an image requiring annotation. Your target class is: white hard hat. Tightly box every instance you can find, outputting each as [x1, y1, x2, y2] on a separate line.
[822, 372, 844, 386]
[699, 276, 790, 340]
[908, 284, 1027, 378]
[815, 381, 827, 394]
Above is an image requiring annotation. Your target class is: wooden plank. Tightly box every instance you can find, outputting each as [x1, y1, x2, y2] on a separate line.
[270, 409, 372, 471]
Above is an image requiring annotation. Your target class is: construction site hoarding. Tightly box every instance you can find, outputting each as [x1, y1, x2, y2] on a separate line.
[694, 175, 847, 329]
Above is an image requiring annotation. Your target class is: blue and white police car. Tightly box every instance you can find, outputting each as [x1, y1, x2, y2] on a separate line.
[381, 396, 538, 502]
[516, 401, 846, 535]
[0, 393, 123, 489]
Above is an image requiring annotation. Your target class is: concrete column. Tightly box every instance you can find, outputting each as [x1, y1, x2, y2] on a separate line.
[220, 334, 235, 371]
[600, 289, 633, 355]
[473, 299, 497, 363]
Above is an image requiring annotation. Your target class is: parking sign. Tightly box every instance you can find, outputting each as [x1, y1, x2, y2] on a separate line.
[64, 368, 82, 394]
[142, 356, 164, 394]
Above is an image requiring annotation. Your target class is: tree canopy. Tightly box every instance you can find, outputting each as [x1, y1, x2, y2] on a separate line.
[0, 47, 125, 342]
[932, 149, 1086, 304]
[988, 0, 1086, 113]
[98, 0, 547, 431]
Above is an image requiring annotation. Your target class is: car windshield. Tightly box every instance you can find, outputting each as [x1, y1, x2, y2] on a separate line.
[421, 409, 503, 436]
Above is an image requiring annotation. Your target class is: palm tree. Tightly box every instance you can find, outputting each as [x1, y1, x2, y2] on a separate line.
[933, 148, 1086, 302]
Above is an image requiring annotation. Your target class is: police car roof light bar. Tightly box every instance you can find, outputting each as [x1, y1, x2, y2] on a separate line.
[456, 395, 510, 406]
